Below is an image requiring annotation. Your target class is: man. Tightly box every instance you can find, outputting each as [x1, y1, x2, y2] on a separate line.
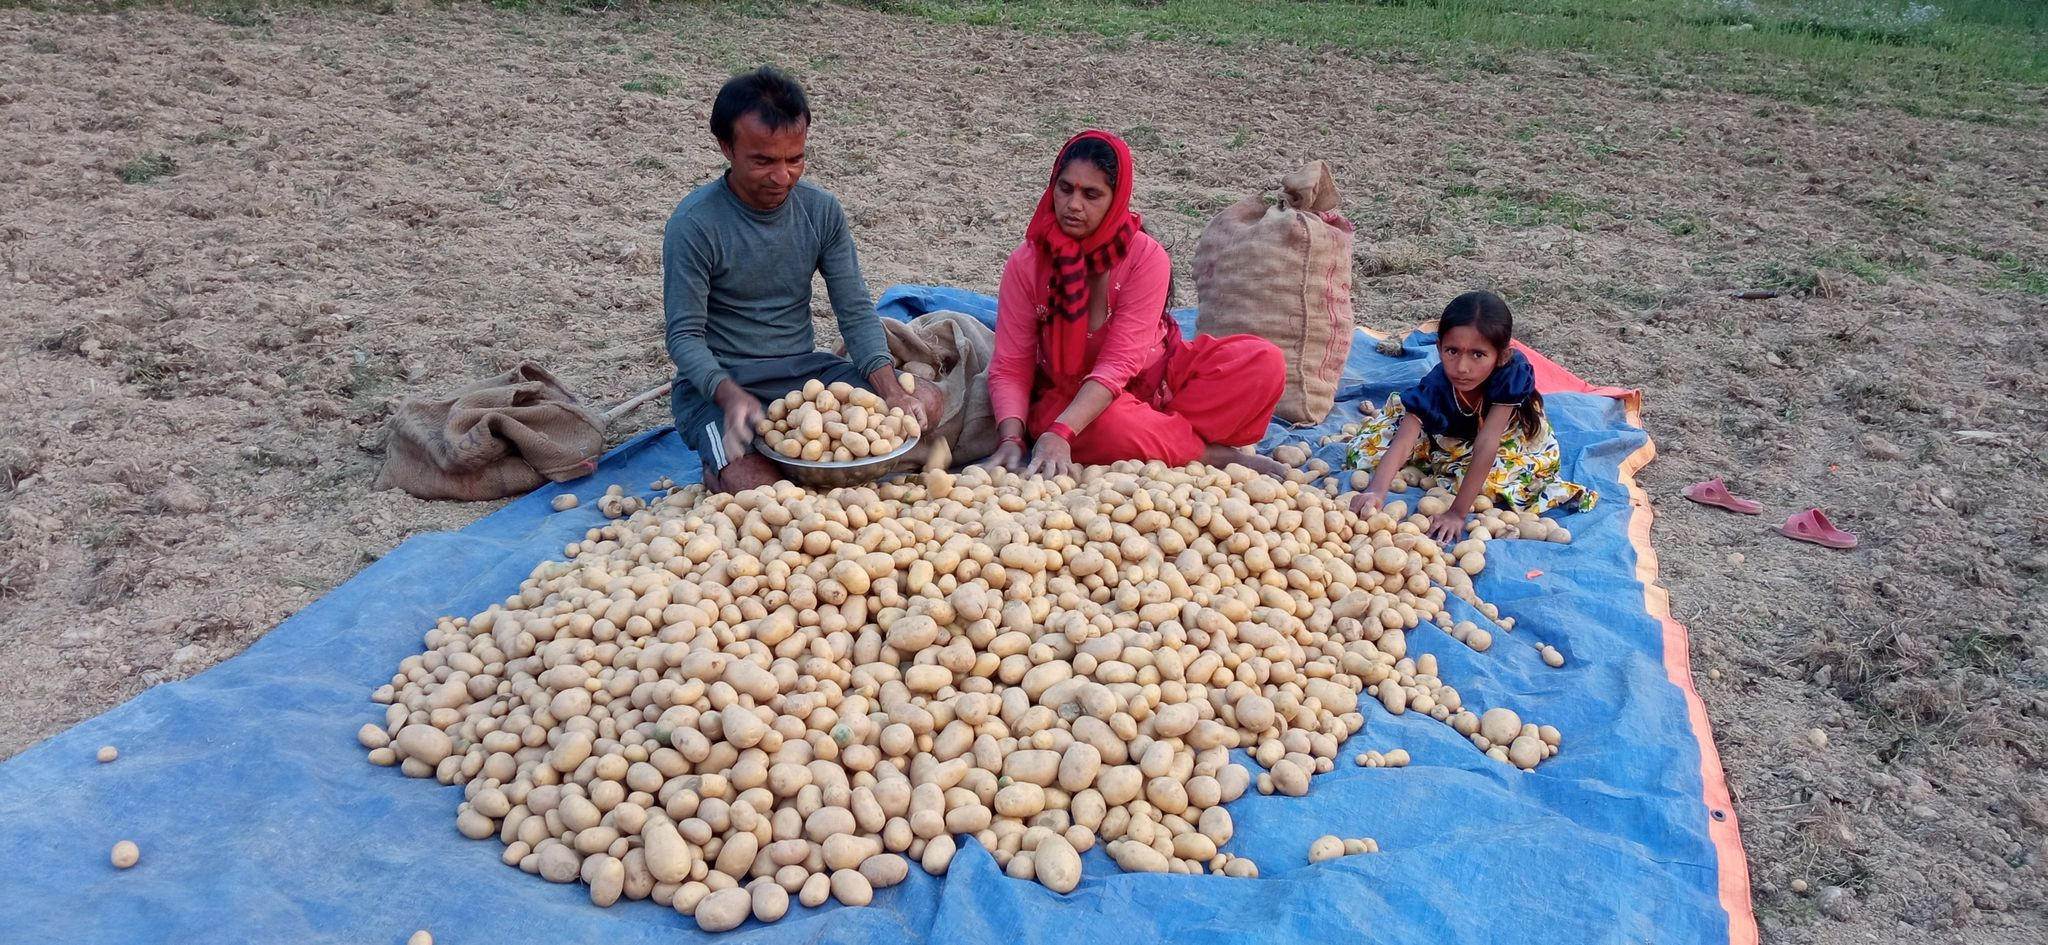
[663, 67, 937, 492]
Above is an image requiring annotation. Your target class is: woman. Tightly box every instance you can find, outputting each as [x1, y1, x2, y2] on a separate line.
[985, 131, 1287, 479]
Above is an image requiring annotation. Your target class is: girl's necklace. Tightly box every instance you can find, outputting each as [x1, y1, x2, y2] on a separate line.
[1454, 387, 1483, 417]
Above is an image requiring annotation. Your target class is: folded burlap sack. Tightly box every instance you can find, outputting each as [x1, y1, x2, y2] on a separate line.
[373, 362, 603, 501]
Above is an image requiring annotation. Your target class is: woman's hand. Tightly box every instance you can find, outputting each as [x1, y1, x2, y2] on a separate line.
[1026, 433, 1078, 480]
[985, 439, 1028, 472]
[1426, 511, 1467, 544]
[1349, 490, 1386, 518]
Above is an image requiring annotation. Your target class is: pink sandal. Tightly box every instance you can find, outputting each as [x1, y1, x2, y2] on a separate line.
[1682, 479, 1762, 515]
[1781, 509, 1857, 549]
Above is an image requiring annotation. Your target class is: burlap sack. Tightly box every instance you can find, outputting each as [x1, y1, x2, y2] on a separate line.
[373, 362, 604, 501]
[843, 310, 998, 469]
[1192, 160, 1356, 425]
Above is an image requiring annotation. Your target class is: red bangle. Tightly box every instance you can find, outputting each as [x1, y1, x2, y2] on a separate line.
[1001, 434, 1027, 449]
[1047, 421, 1077, 442]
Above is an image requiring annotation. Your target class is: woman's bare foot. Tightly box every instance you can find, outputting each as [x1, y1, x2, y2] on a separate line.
[1203, 444, 1289, 478]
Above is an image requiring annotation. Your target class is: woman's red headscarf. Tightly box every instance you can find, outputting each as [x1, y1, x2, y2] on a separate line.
[1026, 130, 1140, 325]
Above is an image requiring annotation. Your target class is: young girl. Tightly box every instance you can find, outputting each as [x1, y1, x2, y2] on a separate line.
[1346, 291, 1594, 541]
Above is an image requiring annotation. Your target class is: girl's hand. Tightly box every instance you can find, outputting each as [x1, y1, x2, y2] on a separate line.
[1349, 491, 1386, 518]
[1426, 511, 1467, 544]
[1026, 433, 1078, 480]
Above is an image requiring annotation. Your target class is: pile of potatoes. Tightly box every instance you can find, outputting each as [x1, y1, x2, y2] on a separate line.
[363, 459, 1558, 930]
[757, 380, 920, 464]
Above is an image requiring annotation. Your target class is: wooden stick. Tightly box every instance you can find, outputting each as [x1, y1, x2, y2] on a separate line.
[602, 381, 672, 425]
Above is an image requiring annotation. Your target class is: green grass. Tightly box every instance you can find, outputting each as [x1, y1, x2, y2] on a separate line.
[341, 352, 395, 417]
[1598, 281, 1665, 309]
[1989, 252, 2048, 296]
[1489, 190, 1607, 229]
[192, 123, 249, 144]
[12, 0, 2040, 123]
[1654, 212, 1701, 237]
[83, 522, 131, 550]
[1746, 259, 1823, 293]
[1929, 240, 2048, 296]
[1442, 182, 1610, 230]
[1811, 246, 1916, 283]
[853, 0, 2048, 124]
[116, 150, 178, 184]
[621, 75, 674, 95]
[1862, 188, 1933, 229]
[1950, 628, 2025, 677]
[1443, 143, 1477, 174]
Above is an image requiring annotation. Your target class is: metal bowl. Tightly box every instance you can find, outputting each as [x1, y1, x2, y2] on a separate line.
[756, 435, 920, 489]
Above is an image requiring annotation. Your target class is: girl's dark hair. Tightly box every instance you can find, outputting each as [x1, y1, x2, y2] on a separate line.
[711, 67, 810, 144]
[1441, 290, 1543, 438]
[1057, 137, 1121, 193]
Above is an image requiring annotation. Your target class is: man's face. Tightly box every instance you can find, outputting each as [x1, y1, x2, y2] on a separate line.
[720, 111, 807, 211]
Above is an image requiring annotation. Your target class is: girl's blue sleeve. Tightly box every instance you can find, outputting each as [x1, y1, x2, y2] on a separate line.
[1402, 366, 1453, 437]
[1488, 351, 1536, 405]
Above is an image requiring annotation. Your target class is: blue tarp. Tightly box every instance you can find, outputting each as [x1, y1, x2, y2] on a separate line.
[0, 287, 1741, 945]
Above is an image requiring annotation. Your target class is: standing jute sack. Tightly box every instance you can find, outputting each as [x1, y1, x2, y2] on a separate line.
[1192, 161, 1356, 425]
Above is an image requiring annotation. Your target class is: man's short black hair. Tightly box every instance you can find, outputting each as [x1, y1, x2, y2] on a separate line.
[711, 67, 811, 144]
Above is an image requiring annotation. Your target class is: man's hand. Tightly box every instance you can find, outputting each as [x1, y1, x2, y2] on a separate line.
[869, 368, 930, 428]
[713, 380, 765, 468]
[1026, 433, 1078, 481]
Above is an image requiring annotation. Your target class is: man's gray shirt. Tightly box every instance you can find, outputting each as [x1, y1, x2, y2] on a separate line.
[662, 174, 893, 402]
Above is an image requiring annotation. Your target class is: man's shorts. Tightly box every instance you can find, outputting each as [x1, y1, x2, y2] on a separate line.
[672, 351, 872, 471]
